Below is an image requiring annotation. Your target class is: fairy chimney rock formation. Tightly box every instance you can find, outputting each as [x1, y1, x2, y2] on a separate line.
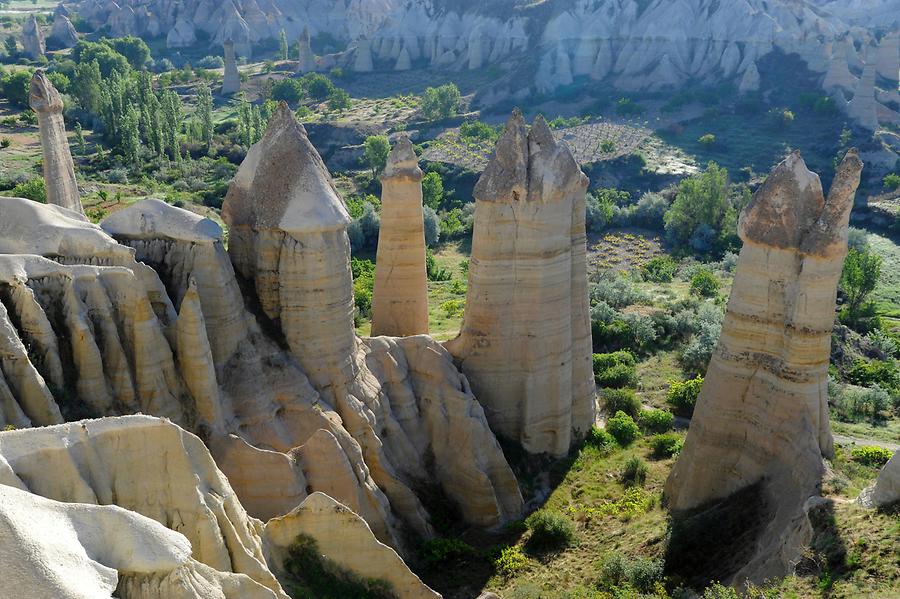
[665, 150, 864, 583]
[222, 102, 355, 391]
[22, 15, 45, 59]
[876, 30, 900, 85]
[847, 62, 879, 131]
[297, 26, 315, 73]
[29, 71, 83, 215]
[371, 135, 428, 337]
[739, 61, 761, 93]
[446, 110, 596, 457]
[395, 45, 412, 71]
[860, 451, 900, 508]
[49, 13, 79, 48]
[354, 36, 374, 72]
[222, 39, 241, 95]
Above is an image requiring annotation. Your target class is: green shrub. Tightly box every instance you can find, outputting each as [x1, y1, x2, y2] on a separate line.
[596, 362, 638, 389]
[420, 537, 475, 567]
[650, 433, 684, 459]
[884, 173, 900, 190]
[846, 359, 900, 395]
[690, 268, 720, 297]
[667, 376, 704, 417]
[639, 409, 674, 434]
[10, 178, 46, 203]
[494, 545, 529, 577]
[593, 350, 637, 371]
[698, 133, 716, 146]
[702, 583, 740, 599]
[524, 510, 576, 551]
[850, 446, 893, 467]
[832, 385, 891, 423]
[586, 426, 616, 452]
[284, 534, 397, 599]
[597, 553, 665, 594]
[607, 411, 641, 446]
[642, 256, 678, 282]
[621, 455, 649, 487]
[601, 388, 641, 419]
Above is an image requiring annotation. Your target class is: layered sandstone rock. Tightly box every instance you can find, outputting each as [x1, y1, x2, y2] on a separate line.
[22, 15, 45, 59]
[222, 39, 241, 95]
[0, 415, 289, 599]
[371, 135, 428, 337]
[665, 150, 864, 584]
[265, 492, 441, 599]
[445, 111, 596, 457]
[297, 26, 315, 73]
[29, 71, 83, 215]
[223, 103, 523, 531]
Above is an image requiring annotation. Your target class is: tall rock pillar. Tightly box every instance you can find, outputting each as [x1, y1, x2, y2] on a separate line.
[297, 27, 315, 73]
[354, 36, 374, 72]
[371, 135, 428, 337]
[665, 151, 863, 584]
[222, 39, 241, 95]
[446, 110, 596, 457]
[222, 103, 355, 391]
[22, 15, 45, 60]
[28, 71, 82, 215]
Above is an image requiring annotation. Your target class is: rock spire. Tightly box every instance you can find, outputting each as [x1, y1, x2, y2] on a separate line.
[354, 36, 374, 72]
[446, 110, 596, 457]
[371, 134, 428, 337]
[22, 15, 45, 60]
[222, 38, 241, 95]
[665, 150, 864, 584]
[48, 13, 78, 48]
[297, 26, 315, 73]
[29, 71, 82, 215]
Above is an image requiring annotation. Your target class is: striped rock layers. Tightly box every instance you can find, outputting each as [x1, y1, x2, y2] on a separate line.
[665, 150, 864, 584]
[29, 71, 83, 215]
[371, 135, 429, 337]
[446, 111, 596, 457]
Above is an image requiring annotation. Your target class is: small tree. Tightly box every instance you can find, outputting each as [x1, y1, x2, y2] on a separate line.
[73, 122, 86, 156]
[840, 248, 882, 327]
[698, 133, 716, 147]
[883, 173, 900, 190]
[422, 171, 443, 210]
[278, 29, 289, 61]
[196, 81, 214, 154]
[4, 36, 17, 58]
[690, 269, 720, 297]
[421, 83, 460, 120]
[327, 87, 351, 111]
[363, 135, 390, 176]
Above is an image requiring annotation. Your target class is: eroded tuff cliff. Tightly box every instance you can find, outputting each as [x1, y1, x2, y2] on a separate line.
[222, 102, 523, 531]
[371, 134, 429, 337]
[664, 150, 863, 585]
[445, 110, 595, 457]
[0, 416, 439, 599]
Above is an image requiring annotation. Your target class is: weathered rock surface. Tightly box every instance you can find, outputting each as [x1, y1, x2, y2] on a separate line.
[296, 26, 315, 73]
[265, 492, 441, 599]
[222, 39, 241, 95]
[0, 416, 288, 599]
[29, 71, 83, 215]
[22, 15, 45, 59]
[445, 111, 596, 457]
[372, 135, 428, 337]
[665, 150, 864, 585]
[223, 103, 523, 532]
[859, 451, 900, 508]
[49, 13, 79, 48]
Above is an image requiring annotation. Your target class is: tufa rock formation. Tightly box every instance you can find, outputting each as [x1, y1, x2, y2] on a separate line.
[297, 26, 315, 73]
[371, 134, 429, 337]
[859, 451, 900, 508]
[222, 39, 241, 95]
[22, 15, 45, 60]
[665, 150, 864, 585]
[446, 111, 596, 457]
[223, 102, 523, 531]
[49, 13, 79, 48]
[29, 71, 83, 215]
[353, 35, 374, 72]
[847, 62, 879, 132]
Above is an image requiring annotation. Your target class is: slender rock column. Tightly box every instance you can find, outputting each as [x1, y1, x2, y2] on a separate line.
[371, 135, 428, 337]
[354, 36, 374, 73]
[22, 15, 45, 60]
[297, 27, 315, 73]
[445, 110, 596, 457]
[222, 39, 241, 95]
[28, 71, 82, 215]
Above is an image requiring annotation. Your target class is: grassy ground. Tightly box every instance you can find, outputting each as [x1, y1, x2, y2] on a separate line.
[869, 232, 900, 323]
[831, 419, 900, 446]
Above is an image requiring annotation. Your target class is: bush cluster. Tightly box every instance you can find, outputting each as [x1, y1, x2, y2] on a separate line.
[524, 510, 576, 552]
[602, 389, 641, 419]
[597, 553, 665, 595]
[607, 411, 641, 446]
[650, 433, 684, 459]
[850, 446, 893, 467]
[666, 376, 704, 417]
[593, 351, 638, 388]
[639, 408, 674, 434]
[621, 455, 649, 487]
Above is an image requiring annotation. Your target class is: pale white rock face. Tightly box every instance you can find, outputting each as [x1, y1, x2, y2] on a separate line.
[738, 61, 761, 93]
[297, 27, 316, 73]
[0, 415, 288, 599]
[665, 150, 864, 585]
[354, 36, 374, 72]
[222, 39, 241, 94]
[264, 492, 441, 599]
[372, 135, 428, 338]
[822, 41, 857, 92]
[395, 44, 412, 70]
[223, 103, 523, 533]
[876, 31, 900, 84]
[49, 14, 79, 48]
[859, 451, 900, 507]
[846, 62, 879, 132]
[168, 16, 198, 47]
[445, 111, 596, 458]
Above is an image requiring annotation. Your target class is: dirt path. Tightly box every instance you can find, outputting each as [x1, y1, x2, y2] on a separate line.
[834, 434, 900, 452]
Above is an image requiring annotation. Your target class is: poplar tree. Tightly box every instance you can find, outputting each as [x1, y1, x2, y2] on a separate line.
[196, 81, 214, 154]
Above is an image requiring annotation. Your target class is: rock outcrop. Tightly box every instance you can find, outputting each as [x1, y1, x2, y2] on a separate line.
[353, 36, 374, 72]
[297, 26, 315, 73]
[847, 62, 879, 131]
[29, 71, 83, 215]
[665, 150, 864, 584]
[49, 13, 79, 48]
[738, 61, 761, 93]
[223, 103, 523, 532]
[371, 135, 428, 337]
[222, 39, 241, 95]
[22, 15, 45, 60]
[445, 111, 596, 457]
[859, 451, 900, 508]
[0, 416, 288, 599]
